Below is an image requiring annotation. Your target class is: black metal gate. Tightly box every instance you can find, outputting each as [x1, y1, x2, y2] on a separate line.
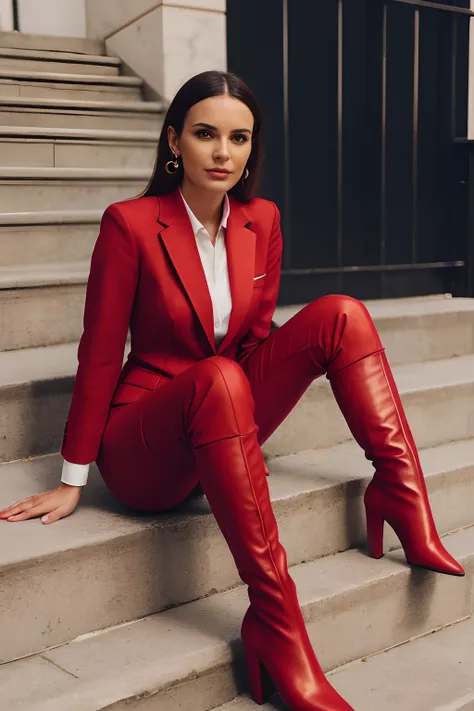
[227, 0, 473, 303]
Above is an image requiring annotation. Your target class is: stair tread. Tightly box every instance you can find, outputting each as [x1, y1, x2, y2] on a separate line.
[0, 166, 151, 179]
[1, 523, 472, 710]
[0, 210, 102, 225]
[275, 295, 474, 322]
[0, 125, 160, 140]
[0, 47, 121, 65]
[3, 261, 471, 298]
[1, 338, 473, 389]
[0, 342, 81, 385]
[0, 31, 104, 56]
[0, 261, 90, 288]
[0, 68, 142, 85]
[0, 95, 163, 112]
[0, 96, 162, 113]
[392, 353, 474, 390]
[1, 436, 473, 569]
[216, 615, 474, 711]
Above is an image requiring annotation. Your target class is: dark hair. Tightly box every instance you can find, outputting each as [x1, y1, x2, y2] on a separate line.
[140, 70, 263, 203]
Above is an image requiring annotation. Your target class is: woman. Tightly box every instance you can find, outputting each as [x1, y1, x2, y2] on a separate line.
[0, 70, 464, 710]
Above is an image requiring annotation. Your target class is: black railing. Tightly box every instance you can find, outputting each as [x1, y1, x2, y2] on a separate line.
[12, 0, 19, 31]
[228, 0, 473, 302]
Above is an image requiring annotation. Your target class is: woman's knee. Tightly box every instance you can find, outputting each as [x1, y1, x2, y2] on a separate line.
[312, 294, 370, 319]
[195, 356, 254, 402]
[190, 356, 256, 438]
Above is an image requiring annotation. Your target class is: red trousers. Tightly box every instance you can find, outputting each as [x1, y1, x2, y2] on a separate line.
[97, 295, 383, 511]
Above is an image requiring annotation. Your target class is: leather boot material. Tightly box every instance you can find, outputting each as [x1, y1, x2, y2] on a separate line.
[195, 432, 355, 710]
[330, 350, 465, 576]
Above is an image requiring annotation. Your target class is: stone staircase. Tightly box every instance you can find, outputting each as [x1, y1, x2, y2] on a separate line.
[0, 31, 161, 318]
[1, 33, 474, 711]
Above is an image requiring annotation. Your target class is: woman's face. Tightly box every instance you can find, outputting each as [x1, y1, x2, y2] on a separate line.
[168, 94, 254, 194]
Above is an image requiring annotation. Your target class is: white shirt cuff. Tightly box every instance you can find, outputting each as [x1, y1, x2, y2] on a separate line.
[61, 459, 91, 487]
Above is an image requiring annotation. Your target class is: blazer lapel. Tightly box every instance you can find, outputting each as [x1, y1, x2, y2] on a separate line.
[157, 189, 256, 354]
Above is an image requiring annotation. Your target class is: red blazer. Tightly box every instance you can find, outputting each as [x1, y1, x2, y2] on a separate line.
[61, 187, 283, 465]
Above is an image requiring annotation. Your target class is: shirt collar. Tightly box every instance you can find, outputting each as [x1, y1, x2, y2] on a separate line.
[179, 187, 230, 237]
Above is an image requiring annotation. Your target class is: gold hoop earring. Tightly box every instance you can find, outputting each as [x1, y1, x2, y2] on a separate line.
[244, 168, 249, 180]
[165, 153, 180, 175]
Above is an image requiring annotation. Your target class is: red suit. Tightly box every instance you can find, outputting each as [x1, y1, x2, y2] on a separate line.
[62, 188, 464, 711]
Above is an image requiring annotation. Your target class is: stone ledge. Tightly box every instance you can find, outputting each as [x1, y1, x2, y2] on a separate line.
[0, 68, 142, 86]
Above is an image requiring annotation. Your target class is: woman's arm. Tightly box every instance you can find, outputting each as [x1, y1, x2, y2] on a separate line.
[61, 204, 139, 469]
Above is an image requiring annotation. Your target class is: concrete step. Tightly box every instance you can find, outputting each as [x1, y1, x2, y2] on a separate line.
[0, 520, 472, 709]
[0, 334, 473, 462]
[0, 96, 163, 130]
[1, 258, 474, 354]
[0, 68, 143, 101]
[0, 167, 149, 212]
[1, 435, 473, 663]
[216, 615, 474, 711]
[0, 47, 121, 76]
[0, 126, 159, 168]
[0, 263, 90, 352]
[0, 30, 105, 55]
[0, 211, 101, 266]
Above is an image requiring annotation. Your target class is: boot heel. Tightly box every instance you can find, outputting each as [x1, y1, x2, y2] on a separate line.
[365, 505, 384, 559]
[245, 648, 275, 704]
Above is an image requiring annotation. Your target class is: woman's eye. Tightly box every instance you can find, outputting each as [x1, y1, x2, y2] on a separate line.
[195, 130, 248, 143]
[196, 130, 212, 139]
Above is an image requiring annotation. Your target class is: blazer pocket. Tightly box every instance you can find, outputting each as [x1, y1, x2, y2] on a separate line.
[253, 272, 266, 288]
[112, 366, 163, 406]
[123, 365, 162, 389]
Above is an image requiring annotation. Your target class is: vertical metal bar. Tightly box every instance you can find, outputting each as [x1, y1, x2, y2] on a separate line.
[12, 0, 20, 31]
[282, 0, 291, 269]
[468, 151, 474, 296]
[380, 3, 388, 294]
[450, 13, 458, 140]
[412, 9, 420, 263]
[337, 0, 344, 292]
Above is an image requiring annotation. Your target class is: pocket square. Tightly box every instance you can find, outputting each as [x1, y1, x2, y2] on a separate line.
[253, 273, 266, 281]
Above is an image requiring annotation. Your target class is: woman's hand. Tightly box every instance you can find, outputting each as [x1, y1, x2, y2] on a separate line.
[0, 483, 82, 524]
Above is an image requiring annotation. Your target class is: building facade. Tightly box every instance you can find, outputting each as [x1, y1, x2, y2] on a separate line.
[2, 0, 474, 301]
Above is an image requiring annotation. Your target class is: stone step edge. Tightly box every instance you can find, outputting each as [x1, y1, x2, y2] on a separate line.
[0, 166, 150, 180]
[2, 254, 474, 313]
[0, 47, 121, 66]
[0, 261, 91, 288]
[0, 125, 160, 141]
[1, 341, 474, 392]
[0, 96, 164, 112]
[0, 31, 105, 56]
[6, 526, 473, 708]
[274, 296, 474, 322]
[0, 210, 102, 226]
[1, 436, 473, 571]
[0, 68, 142, 86]
[214, 617, 474, 711]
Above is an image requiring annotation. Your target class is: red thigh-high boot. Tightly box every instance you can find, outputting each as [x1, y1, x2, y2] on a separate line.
[191, 358, 354, 710]
[328, 347, 465, 577]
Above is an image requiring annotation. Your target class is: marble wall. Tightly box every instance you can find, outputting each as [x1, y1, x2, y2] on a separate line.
[17, 0, 87, 37]
[0, 0, 14, 31]
[86, 1, 227, 104]
[85, 0, 158, 40]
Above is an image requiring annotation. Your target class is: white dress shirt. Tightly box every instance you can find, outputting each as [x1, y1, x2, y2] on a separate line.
[61, 190, 232, 487]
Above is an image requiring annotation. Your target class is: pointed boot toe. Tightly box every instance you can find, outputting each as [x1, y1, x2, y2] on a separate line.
[405, 542, 465, 576]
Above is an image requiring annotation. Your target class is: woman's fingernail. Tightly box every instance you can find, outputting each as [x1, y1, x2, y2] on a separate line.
[42, 516, 48, 522]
